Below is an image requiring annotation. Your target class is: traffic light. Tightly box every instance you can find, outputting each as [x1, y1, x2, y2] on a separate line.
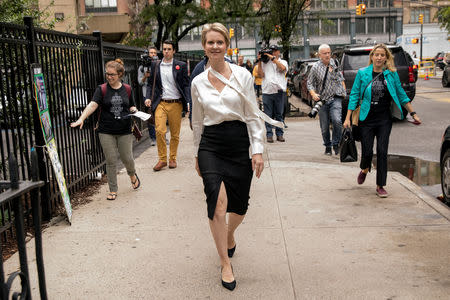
[227, 48, 233, 56]
[361, 4, 366, 15]
[356, 4, 361, 16]
[274, 25, 281, 33]
[412, 38, 419, 44]
[229, 28, 234, 38]
[418, 14, 423, 24]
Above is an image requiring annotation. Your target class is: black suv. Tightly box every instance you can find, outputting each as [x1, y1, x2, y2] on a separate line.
[338, 44, 417, 119]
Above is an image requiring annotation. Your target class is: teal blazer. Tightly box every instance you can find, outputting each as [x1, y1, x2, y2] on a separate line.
[348, 64, 410, 121]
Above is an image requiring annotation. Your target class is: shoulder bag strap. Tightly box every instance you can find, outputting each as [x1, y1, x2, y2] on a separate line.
[320, 65, 329, 95]
[208, 67, 283, 129]
[95, 84, 107, 130]
[358, 71, 383, 106]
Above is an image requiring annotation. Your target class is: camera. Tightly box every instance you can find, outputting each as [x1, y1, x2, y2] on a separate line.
[308, 99, 326, 118]
[258, 48, 273, 64]
[140, 50, 157, 68]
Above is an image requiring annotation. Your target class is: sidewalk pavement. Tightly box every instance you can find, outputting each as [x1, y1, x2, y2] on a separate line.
[5, 117, 450, 299]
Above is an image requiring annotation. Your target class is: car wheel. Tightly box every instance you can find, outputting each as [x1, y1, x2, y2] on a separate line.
[442, 149, 450, 203]
[442, 72, 450, 87]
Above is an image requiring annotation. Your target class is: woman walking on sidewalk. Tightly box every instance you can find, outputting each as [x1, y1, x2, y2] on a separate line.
[71, 59, 141, 200]
[191, 23, 282, 291]
[343, 44, 421, 197]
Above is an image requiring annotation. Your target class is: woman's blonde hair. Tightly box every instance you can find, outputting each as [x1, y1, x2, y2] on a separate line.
[201, 23, 230, 48]
[105, 59, 125, 78]
[368, 44, 396, 72]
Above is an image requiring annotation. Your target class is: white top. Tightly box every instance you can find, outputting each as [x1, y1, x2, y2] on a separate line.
[160, 59, 182, 100]
[261, 59, 288, 94]
[191, 63, 265, 157]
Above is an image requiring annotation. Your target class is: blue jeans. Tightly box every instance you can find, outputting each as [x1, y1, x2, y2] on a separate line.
[318, 96, 343, 148]
[147, 122, 156, 140]
[263, 91, 284, 137]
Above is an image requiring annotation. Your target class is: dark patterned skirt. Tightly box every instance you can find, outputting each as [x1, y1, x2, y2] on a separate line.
[198, 121, 253, 220]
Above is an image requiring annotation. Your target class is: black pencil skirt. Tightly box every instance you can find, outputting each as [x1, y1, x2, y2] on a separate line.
[198, 121, 253, 220]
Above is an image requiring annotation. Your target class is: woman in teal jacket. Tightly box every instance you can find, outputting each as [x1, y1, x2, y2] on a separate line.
[343, 44, 421, 198]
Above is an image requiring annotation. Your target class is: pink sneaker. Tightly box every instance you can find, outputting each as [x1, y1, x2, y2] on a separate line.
[376, 187, 388, 198]
[357, 171, 367, 185]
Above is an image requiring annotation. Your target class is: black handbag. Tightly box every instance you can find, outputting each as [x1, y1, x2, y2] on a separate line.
[339, 128, 358, 163]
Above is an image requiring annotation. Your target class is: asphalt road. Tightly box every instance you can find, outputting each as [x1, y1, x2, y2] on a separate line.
[388, 76, 450, 162]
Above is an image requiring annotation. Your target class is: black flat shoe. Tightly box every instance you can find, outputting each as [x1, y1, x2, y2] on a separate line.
[227, 244, 236, 258]
[221, 265, 236, 291]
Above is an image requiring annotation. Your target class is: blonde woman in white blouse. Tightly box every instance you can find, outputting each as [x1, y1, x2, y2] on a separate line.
[191, 23, 282, 291]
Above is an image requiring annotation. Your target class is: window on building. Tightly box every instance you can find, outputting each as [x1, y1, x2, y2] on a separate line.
[308, 19, 319, 36]
[310, 0, 346, 9]
[386, 17, 395, 34]
[322, 19, 338, 35]
[85, 0, 117, 13]
[340, 18, 349, 35]
[411, 8, 430, 23]
[356, 18, 366, 34]
[366, 0, 391, 8]
[368, 17, 383, 34]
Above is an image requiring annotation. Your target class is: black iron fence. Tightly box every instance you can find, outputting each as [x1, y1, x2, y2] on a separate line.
[0, 17, 202, 244]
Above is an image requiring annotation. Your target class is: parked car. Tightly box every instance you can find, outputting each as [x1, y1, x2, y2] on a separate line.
[338, 44, 417, 120]
[440, 125, 450, 203]
[433, 51, 449, 70]
[291, 58, 318, 106]
[442, 54, 450, 87]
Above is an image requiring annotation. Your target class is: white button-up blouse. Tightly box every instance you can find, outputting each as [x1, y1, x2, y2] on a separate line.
[191, 63, 265, 157]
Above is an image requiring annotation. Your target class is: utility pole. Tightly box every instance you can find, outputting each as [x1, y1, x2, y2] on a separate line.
[388, 0, 391, 42]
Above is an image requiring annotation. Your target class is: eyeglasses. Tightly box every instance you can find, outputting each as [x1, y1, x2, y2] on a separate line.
[105, 73, 118, 77]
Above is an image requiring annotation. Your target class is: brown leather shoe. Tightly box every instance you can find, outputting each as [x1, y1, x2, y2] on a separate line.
[277, 136, 285, 142]
[153, 161, 167, 171]
[169, 160, 177, 169]
[267, 136, 274, 143]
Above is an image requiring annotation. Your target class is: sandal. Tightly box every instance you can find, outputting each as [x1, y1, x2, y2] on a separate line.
[131, 173, 140, 190]
[106, 192, 117, 201]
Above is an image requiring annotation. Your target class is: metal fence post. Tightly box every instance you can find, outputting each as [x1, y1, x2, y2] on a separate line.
[93, 31, 105, 85]
[24, 16, 51, 220]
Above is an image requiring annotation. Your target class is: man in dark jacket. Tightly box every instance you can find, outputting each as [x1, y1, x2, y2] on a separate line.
[145, 40, 191, 171]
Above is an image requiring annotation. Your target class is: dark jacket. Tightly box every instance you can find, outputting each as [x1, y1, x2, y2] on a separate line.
[146, 59, 191, 112]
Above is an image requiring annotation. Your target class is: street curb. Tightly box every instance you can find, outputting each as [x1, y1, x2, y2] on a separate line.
[391, 172, 450, 221]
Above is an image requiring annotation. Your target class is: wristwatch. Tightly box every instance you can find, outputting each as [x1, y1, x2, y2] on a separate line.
[410, 111, 417, 116]
[271, 57, 276, 61]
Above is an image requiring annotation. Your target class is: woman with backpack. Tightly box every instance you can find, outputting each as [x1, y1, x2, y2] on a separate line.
[71, 59, 141, 200]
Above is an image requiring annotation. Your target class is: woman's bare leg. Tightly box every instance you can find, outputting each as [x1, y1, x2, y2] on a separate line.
[209, 182, 234, 282]
[227, 213, 245, 249]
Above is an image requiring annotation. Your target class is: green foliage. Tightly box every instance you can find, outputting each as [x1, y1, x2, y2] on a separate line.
[256, 0, 309, 62]
[436, 6, 450, 32]
[124, 0, 257, 50]
[0, 0, 56, 28]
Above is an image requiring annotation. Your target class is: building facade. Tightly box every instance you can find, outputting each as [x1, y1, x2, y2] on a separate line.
[39, 0, 131, 42]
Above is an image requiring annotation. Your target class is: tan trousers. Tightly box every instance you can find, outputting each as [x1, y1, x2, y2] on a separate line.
[155, 101, 183, 162]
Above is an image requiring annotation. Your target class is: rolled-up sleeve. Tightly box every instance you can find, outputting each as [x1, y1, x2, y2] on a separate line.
[242, 73, 264, 155]
[191, 82, 204, 157]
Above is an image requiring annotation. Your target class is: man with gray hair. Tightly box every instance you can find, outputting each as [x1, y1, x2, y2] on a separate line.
[307, 44, 346, 155]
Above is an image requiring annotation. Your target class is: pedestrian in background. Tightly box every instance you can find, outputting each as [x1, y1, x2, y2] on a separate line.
[257, 44, 288, 143]
[252, 63, 262, 101]
[145, 40, 191, 171]
[307, 44, 346, 155]
[191, 22, 280, 291]
[71, 59, 140, 200]
[343, 43, 421, 197]
[138, 46, 158, 146]
[245, 59, 253, 73]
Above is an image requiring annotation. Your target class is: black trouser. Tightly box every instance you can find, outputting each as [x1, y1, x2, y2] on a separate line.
[359, 117, 392, 187]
